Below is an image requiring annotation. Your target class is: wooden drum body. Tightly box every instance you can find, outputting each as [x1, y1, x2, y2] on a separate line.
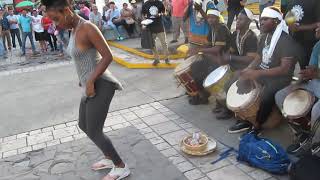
[282, 89, 316, 129]
[174, 55, 200, 96]
[226, 80, 262, 124]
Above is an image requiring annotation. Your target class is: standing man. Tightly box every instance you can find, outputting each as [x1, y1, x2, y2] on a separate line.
[171, 0, 189, 44]
[131, 0, 143, 34]
[31, 9, 46, 53]
[287, 0, 320, 68]
[0, 7, 11, 52]
[142, 0, 170, 65]
[259, 0, 275, 14]
[7, 7, 22, 49]
[19, 9, 37, 56]
[224, 0, 246, 30]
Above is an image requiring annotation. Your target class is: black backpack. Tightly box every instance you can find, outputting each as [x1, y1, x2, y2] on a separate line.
[289, 154, 320, 180]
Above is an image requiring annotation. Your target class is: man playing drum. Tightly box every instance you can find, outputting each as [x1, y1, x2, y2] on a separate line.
[188, 8, 231, 105]
[228, 7, 302, 134]
[214, 8, 259, 120]
[275, 25, 320, 155]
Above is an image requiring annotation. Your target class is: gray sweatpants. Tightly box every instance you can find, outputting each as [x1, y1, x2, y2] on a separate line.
[78, 78, 122, 165]
[275, 79, 320, 142]
[172, 16, 188, 41]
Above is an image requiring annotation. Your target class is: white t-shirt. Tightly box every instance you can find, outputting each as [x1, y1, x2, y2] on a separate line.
[6, 15, 19, 29]
[31, 15, 44, 32]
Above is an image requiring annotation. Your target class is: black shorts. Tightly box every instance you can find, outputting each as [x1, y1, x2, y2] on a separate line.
[34, 32, 45, 41]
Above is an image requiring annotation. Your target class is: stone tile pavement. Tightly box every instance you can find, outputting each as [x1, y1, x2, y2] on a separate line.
[0, 102, 287, 180]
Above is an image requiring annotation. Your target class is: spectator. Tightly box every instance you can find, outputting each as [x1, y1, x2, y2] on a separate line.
[79, 1, 90, 19]
[0, 7, 12, 51]
[142, 0, 170, 65]
[42, 11, 58, 51]
[131, 0, 143, 34]
[131, 0, 142, 21]
[171, 0, 188, 44]
[56, 25, 66, 57]
[105, 2, 124, 41]
[19, 9, 37, 56]
[224, 0, 246, 30]
[103, 0, 110, 16]
[120, 3, 135, 37]
[6, 7, 22, 49]
[162, 0, 172, 32]
[287, 0, 320, 68]
[259, 0, 275, 13]
[89, 4, 102, 30]
[31, 9, 46, 53]
[38, 5, 46, 16]
[0, 11, 7, 59]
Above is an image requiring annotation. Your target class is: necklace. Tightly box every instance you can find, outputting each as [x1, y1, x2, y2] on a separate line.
[236, 29, 250, 55]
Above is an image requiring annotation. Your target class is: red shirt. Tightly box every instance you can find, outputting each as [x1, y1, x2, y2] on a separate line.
[172, 0, 189, 17]
[41, 17, 52, 30]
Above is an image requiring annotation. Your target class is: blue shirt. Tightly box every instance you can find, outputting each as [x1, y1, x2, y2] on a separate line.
[310, 41, 320, 68]
[19, 15, 32, 32]
[106, 8, 120, 24]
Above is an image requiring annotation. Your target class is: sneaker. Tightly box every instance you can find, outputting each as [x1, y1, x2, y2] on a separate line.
[287, 132, 310, 155]
[228, 120, 252, 134]
[216, 108, 234, 120]
[311, 142, 320, 155]
[165, 58, 170, 65]
[170, 40, 178, 44]
[238, 127, 261, 141]
[152, 59, 160, 66]
[102, 164, 130, 180]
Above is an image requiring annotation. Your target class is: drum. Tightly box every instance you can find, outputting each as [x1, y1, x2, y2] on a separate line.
[226, 80, 262, 124]
[174, 55, 202, 96]
[203, 65, 232, 95]
[282, 90, 315, 129]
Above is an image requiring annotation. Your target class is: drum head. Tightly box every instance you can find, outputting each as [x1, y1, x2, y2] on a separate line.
[283, 90, 314, 118]
[203, 65, 229, 88]
[175, 55, 198, 73]
[226, 80, 258, 110]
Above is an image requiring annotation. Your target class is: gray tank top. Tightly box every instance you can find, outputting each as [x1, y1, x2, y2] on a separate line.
[67, 19, 123, 91]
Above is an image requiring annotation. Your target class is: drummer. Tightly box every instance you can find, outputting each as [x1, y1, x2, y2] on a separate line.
[188, 8, 231, 105]
[275, 25, 320, 155]
[214, 8, 259, 120]
[228, 7, 303, 134]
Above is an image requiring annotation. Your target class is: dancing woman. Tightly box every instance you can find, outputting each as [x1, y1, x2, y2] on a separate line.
[41, 0, 130, 179]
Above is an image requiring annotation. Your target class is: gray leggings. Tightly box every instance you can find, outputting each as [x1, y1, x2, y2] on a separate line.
[78, 78, 122, 165]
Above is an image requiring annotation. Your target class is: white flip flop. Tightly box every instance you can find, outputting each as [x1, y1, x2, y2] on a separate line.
[104, 164, 130, 180]
[91, 159, 114, 171]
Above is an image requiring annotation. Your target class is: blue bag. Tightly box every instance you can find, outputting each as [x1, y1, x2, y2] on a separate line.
[237, 133, 291, 174]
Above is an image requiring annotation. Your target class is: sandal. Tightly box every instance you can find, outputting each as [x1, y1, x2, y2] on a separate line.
[102, 164, 130, 180]
[91, 159, 114, 171]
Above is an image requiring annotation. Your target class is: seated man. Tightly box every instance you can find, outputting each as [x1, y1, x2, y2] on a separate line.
[104, 2, 124, 41]
[214, 8, 259, 121]
[275, 25, 320, 155]
[188, 8, 231, 105]
[228, 7, 302, 134]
